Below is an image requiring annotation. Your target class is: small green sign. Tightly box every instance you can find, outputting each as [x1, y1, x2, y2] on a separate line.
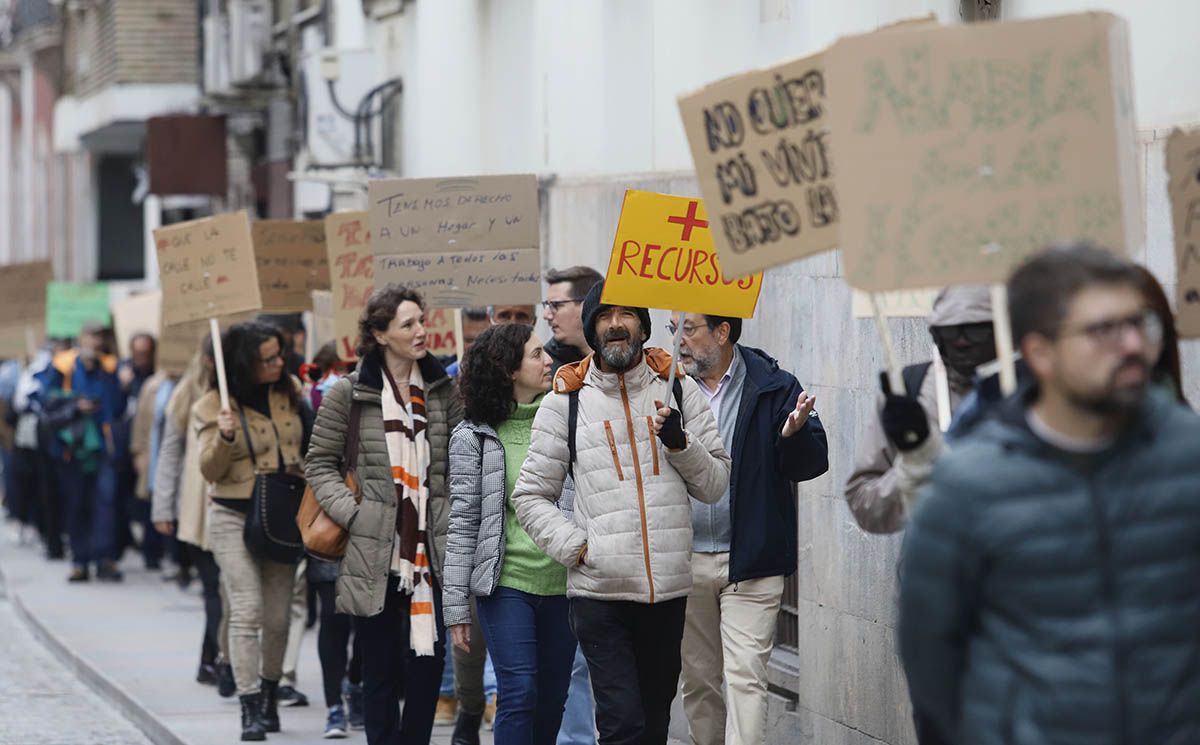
[46, 282, 111, 339]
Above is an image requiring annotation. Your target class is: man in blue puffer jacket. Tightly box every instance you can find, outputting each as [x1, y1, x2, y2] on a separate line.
[899, 244, 1200, 745]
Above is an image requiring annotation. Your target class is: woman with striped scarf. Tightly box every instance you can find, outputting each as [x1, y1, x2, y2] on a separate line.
[307, 285, 463, 745]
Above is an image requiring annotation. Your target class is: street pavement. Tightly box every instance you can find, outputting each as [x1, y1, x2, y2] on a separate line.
[0, 529, 493, 745]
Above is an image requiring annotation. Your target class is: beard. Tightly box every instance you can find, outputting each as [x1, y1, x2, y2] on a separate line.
[681, 346, 721, 378]
[939, 341, 996, 392]
[598, 328, 644, 372]
[1063, 356, 1150, 415]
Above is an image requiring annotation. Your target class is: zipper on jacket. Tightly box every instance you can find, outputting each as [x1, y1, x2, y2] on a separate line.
[619, 374, 655, 603]
[1083, 472, 1130, 744]
[645, 417, 660, 475]
[603, 421, 625, 481]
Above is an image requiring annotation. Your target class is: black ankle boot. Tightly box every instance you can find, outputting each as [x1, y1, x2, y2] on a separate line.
[260, 679, 281, 733]
[239, 694, 267, 741]
[451, 710, 483, 745]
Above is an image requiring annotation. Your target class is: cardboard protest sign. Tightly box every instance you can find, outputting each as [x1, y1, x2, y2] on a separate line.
[368, 175, 541, 307]
[154, 211, 263, 326]
[424, 308, 460, 358]
[325, 211, 375, 361]
[601, 190, 763, 318]
[46, 281, 111, 339]
[851, 288, 939, 318]
[1167, 129, 1200, 338]
[311, 290, 335, 349]
[111, 291, 162, 357]
[826, 12, 1140, 292]
[677, 49, 837, 279]
[252, 220, 331, 312]
[0, 260, 51, 357]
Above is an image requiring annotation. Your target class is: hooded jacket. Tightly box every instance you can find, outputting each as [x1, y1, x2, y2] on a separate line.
[844, 285, 991, 533]
[512, 348, 731, 604]
[900, 388, 1200, 745]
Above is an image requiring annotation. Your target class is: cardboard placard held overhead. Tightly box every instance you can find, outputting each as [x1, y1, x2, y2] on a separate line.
[368, 175, 541, 307]
[325, 211, 375, 361]
[423, 308, 460, 358]
[677, 49, 837, 279]
[851, 288, 940, 318]
[0, 260, 52, 357]
[154, 211, 263, 326]
[1167, 129, 1200, 338]
[46, 281, 111, 339]
[252, 220, 331, 312]
[826, 12, 1140, 292]
[601, 190, 763, 318]
[111, 291, 162, 357]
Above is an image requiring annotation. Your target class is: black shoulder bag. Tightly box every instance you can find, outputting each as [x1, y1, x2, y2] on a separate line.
[239, 409, 307, 564]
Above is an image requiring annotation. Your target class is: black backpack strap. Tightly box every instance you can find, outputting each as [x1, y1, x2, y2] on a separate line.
[902, 361, 933, 399]
[567, 390, 579, 479]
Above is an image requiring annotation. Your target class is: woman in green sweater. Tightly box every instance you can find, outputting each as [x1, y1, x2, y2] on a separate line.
[444, 323, 576, 745]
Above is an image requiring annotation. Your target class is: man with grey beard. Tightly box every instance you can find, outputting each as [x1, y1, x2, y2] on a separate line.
[513, 281, 730, 745]
[670, 311, 827, 745]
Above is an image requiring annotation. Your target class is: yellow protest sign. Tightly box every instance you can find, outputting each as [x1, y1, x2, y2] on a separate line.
[600, 191, 763, 318]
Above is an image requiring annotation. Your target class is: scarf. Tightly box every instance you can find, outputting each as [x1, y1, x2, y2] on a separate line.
[380, 362, 437, 657]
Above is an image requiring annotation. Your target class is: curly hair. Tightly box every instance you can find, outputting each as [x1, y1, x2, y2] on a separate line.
[357, 284, 426, 360]
[459, 324, 534, 427]
[211, 320, 300, 412]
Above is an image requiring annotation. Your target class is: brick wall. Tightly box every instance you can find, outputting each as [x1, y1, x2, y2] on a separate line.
[63, 0, 197, 98]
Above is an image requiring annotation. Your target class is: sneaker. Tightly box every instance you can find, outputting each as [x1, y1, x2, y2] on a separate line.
[67, 566, 90, 583]
[196, 663, 218, 686]
[434, 695, 457, 726]
[483, 694, 497, 731]
[216, 662, 237, 699]
[95, 561, 124, 582]
[342, 681, 365, 730]
[276, 684, 309, 707]
[323, 705, 348, 739]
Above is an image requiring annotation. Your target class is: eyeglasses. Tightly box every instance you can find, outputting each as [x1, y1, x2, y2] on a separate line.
[258, 352, 284, 366]
[665, 322, 705, 338]
[1059, 309, 1163, 349]
[931, 322, 994, 347]
[541, 298, 584, 314]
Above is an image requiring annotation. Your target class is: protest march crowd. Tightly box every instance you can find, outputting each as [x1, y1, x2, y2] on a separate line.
[3, 9, 1200, 745]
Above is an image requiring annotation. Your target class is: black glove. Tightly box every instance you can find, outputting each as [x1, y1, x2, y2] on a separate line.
[879, 371, 930, 451]
[654, 399, 687, 451]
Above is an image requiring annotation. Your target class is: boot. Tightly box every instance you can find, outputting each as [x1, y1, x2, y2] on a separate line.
[216, 662, 236, 699]
[239, 694, 267, 741]
[260, 679, 281, 733]
[451, 710, 483, 745]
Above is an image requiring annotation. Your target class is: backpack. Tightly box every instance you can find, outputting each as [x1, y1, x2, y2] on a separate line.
[566, 377, 684, 478]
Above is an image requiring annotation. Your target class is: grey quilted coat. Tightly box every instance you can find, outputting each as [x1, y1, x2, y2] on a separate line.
[512, 349, 731, 604]
[443, 418, 576, 627]
[305, 353, 463, 618]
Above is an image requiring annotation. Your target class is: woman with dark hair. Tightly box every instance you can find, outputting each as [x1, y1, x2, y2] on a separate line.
[195, 320, 307, 741]
[306, 284, 463, 745]
[444, 324, 576, 745]
[1133, 265, 1186, 403]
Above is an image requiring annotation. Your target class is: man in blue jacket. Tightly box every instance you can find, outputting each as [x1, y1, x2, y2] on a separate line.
[900, 244, 1200, 745]
[671, 312, 828, 745]
[35, 322, 127, 582]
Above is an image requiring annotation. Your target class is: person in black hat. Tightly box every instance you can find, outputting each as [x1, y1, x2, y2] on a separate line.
[512, 281, 731, 745]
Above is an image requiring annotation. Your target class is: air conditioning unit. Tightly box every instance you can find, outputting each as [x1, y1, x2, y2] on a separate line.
[229, 0, 273, 86]
[301, 48, 376, 166]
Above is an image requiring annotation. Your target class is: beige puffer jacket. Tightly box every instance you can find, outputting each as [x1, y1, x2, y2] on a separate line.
[512, 348, 730, 604]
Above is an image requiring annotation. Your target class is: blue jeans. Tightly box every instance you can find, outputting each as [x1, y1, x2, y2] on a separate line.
[556, 645, 596, 745]
[60, 459, 117, 568]
[477, 588, 576, 745]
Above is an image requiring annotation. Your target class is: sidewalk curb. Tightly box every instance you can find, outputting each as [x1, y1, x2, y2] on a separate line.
[6, 572, 188, 745]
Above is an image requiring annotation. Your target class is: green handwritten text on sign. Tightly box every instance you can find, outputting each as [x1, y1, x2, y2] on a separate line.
[826, 12, 1140, 292]
[46, 282, 111, 339]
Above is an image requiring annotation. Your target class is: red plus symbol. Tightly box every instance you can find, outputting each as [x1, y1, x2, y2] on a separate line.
[667, 200, 708, 242]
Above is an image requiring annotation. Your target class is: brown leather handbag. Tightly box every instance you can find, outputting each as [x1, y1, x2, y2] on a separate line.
[297, 400, 362, 561]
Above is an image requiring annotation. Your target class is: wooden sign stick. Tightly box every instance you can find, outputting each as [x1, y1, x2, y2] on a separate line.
[870, 294, 904, 394]
[665, 318, 686, 409]
[990, 284, 1018, 396]
[453, 309, 465, 363]
[209, 317, 231, 410]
